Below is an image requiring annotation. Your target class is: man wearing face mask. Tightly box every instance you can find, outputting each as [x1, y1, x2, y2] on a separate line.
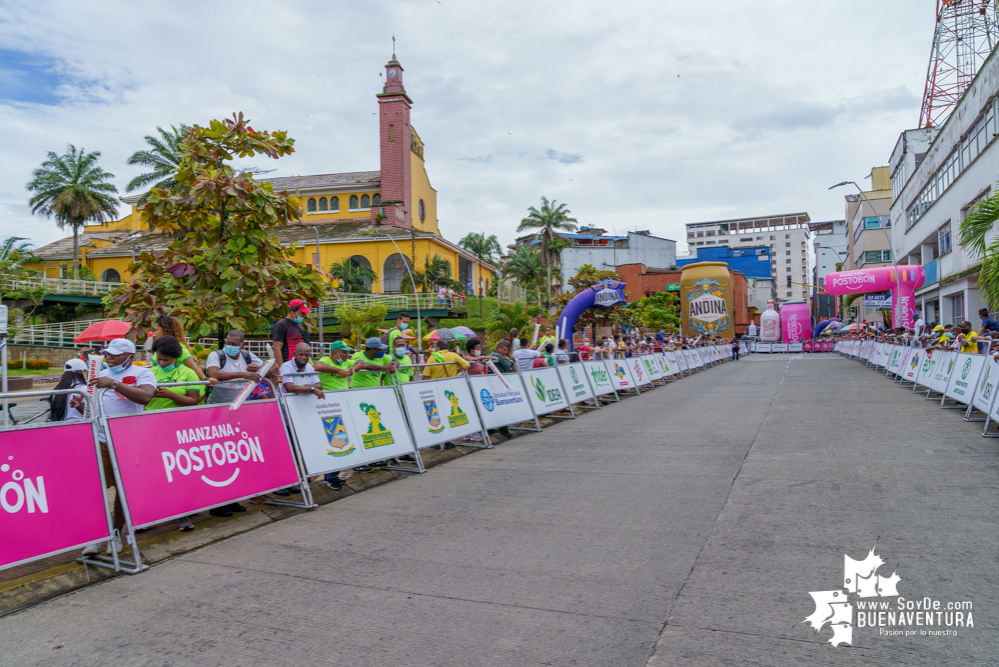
[72, 338, 156, 556]
[272, 299, 312, 367]
[206, 329, 264, 405]
[315, 340, 355, 391]
[387, 335, 415, 384]
[349, 337, 399, 387]
[386, 312, 411, 351]
[280, 343, 325, 399]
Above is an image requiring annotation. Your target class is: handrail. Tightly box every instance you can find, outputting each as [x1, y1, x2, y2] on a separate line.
[1, 276, 121, 297]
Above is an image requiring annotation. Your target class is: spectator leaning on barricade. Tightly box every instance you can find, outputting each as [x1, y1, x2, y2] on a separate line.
[206, 330, 264, 405]
[956, 321, 980, 353]
[71, 338, 155, 556]
[276, 343, 324, 495]
[315, 340, 355, 391]
[272, 298, 312, 367]
[423, 339, 470, 379]
[388, 335, 415, 384]
[979, 308, 999, 337]
[512, 337, 541, 370]
[50, 359, 88, 422]
[152, 315, 206, 380]
[541, 342, 556, 367]
[147, 335, 205, 529]
[463, 338, 490, 375]
[386, 311, 411, 351]
[489, 339, 515, 373]
[554, 339, 571, 364]
[349, 337, 399, 386]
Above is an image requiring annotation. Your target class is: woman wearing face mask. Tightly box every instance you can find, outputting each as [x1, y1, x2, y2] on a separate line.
[463, 338, 490, 375]
[50, 359, 88, 421]
[152, 315, 206, 380]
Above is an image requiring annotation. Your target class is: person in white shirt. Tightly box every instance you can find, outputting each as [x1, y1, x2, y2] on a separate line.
[279, 343, 324, 399]
[512, 336, 541, 370]
[553, 338, 571, 364]
[913, 312, 925, 338]
[206, 329, 264, 404]
[71, 338, 156, 556]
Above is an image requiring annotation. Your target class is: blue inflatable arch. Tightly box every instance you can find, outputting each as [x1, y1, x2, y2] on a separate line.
[555, 280, 627, 351]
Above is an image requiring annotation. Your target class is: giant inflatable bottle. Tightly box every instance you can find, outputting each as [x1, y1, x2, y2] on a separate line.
[760, 301, 781, 342]
[780, 301, 811, 342]
[680, 262, 735, 337]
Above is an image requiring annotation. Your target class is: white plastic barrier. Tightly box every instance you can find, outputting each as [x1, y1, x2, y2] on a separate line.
[971, 353, 999, 416]
[757, 343, 772, 353]
[944, 353, 985, 404]
[628, 355, 656, 388]
[772, 343, 789, 353]
[639, 354, 664, 383]
[886, 346, 906, 375]
[521, 366, 572, 417]
[674, 350, 690, 373]
[913, 348, 940, 389]
[929, 351, 958, 396]
[283, 386, 418, 476]
[399, 376, 487, 449]
[606, 357, 639, 391]
[557, 362, 596, 405]
[789, 343, 803, 353]
[662, 351, 681, 377]
[583, 361, 618, 397]
[469, 374, 538, 430]
[900, 348, 924, 383]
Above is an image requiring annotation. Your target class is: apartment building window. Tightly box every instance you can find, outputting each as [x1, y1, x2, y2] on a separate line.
[696, 232, 704, 237]
[785, 234, 790, 238]
[862, 250, 892, 265]
[786, 251, 791, 255]
[785, 242, 791, 247]
[786, 259, 791, 264]
[706, 241, 715, 245]
[706, 231, 715, 236]
[770, 235, 775, 240]
[949, 293, 965, 326]
[740, 238, 754, 242]
[786, 276, 792, 287]
[786, 291, 792, 297]
[863, 216, 881, 229]
[938, 222, 952, 255]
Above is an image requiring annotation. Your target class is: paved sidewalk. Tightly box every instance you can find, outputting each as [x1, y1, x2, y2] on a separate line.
[1, 354, 996, 666]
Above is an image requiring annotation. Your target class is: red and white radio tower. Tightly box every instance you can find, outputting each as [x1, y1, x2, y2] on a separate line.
[919, 0, 999, 128]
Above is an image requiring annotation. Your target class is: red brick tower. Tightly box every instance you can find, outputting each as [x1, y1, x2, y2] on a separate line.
[376, 54, 412, 228]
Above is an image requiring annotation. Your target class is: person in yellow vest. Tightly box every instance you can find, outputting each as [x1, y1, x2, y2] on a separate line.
[423, 339, 469, 379]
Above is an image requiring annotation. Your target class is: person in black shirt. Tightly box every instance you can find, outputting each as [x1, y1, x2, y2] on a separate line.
[272, 298, 312, 366]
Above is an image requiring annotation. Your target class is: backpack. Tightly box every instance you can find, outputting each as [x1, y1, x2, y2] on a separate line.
[217, 349, 252, 370]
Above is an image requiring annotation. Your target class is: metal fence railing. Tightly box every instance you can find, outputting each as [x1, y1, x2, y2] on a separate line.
[1, 276, 121, 297]
[11, 318, 119, 347]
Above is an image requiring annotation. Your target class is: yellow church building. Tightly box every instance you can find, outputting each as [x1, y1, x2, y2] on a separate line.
[29, 55, 496, 297]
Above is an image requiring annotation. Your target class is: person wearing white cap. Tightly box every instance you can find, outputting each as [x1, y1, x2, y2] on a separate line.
[71, 337, 157, 555]
[49, 358, 89, 422]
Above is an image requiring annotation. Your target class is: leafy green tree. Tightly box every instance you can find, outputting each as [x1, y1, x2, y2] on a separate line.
[486, 301, 543, 335]
[502, 245, 543, 305]
[26, 145, 118, 279]
[959, 191, 999, 307]
[126, 125, 187, 194]
[401, 254, 458, 294]
[328, 257, 377, 293]
[516, 196, 578, 303]
[106, 113, 326, 338]
[333, 301, 388, 342]
[633, 291, 680, 332]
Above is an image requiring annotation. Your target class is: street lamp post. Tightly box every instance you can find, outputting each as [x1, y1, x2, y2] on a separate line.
[829, 181, 901, 326]
[814, 244, 848, 320]
[382, 234, 423, 359]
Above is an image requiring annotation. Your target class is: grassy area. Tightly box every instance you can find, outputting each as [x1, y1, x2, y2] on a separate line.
[6, 367, 58, 376]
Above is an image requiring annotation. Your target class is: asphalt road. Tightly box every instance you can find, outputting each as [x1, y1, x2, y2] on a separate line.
[1, 354, 996, 666]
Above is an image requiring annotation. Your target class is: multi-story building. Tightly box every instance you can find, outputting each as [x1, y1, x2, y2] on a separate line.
[889, 43, 999, 325]
[684, 213, 811, 304]
[840, 167, 893, 324]
[808, 219, 847, 320]
[676, 245, 773, 314]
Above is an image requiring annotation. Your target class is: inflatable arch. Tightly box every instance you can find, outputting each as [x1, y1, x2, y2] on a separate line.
[555, 280, 627, 351]
[822, 265, 925, 328]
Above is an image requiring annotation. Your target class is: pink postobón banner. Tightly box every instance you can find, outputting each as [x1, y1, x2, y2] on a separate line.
[107, 401, 300, 528]
[803, 341, 814, 352]
[1, 422, 111, 570]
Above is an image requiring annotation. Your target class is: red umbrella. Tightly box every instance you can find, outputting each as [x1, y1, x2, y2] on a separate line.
[73, 319, 133, 343]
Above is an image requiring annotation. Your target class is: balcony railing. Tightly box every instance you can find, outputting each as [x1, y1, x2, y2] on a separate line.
[1, 276, 121, 297]
[11, 318, 119, 347]
[319, 291, 467, 315]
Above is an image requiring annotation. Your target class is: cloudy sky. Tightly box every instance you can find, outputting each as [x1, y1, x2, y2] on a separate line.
[1, 0, 936, 255]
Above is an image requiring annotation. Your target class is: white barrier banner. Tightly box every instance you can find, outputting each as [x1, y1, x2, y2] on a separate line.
[914, 348, 939, 388]
[662, 351, 680, 377]
[896, 347, 915, 376]
[469, 374, 535, 429]
[688, 349, 703, 368]
[772, 343, 789, 353]
[606, 358, 637, 390]
[740, 342, 748, 354]
[789, 343, 803, 353]
[399, 377, 482, 449]
[972, 353, 999, 414]
[886, 346, 905, 374]
[284, 387, 416, 476]
[901, 348, 924, 382]
[757, 343, 772, 353]
[557, 363, 595, 404]
[945, 353, 985, 403]
[930, 351, 958, 394]
[674, 350, 689, 373]
[629, 355, 655, 387]
[583, 361, 617, 396]
[749, 342, 757, 352]
[522, 366, 570, 415]
[878, 343, 891, 368]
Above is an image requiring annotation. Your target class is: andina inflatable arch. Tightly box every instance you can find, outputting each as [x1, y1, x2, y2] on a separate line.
[822, 265, 925, 328]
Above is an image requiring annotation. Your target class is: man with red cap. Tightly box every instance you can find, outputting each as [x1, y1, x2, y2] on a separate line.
[272, 299, 313, 367]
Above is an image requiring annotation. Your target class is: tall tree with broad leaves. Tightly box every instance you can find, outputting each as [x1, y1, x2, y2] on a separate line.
[516, 196, 578, 304]
[959, 190, 999, 308]
[459, 231, 502, 317]
[26, 145, 118, 279]
[328, 257, 377, 293]
[106, 113, 326, 339]
[126, 125, 187, 195]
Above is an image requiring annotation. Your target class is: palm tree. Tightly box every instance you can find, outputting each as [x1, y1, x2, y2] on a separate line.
[126, 125, 187, 194]
[516, 196, 578, 304]
[424, 254, 456, 290]
[459, 232, 503, 316]
[960, 191, 999, 308]
[503, 245, 543, 305]
[328, 257, 377, 293]
[400, 268, 430, 295]
[0, 237, 34, 267]
[26, 145, 118, 279]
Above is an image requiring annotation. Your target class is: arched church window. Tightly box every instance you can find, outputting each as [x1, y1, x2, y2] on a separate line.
[101, 268, 121, 283]
[372, 193, 380, 206]
[382, 253, 413, 293]
[418, 199, 426, 222]
[330, 196, 339, 212]
[318, 197, 328, 212]
[349, 195, 359, 211]
[307, 198, 317, 213]
[361, 194, 370, 209]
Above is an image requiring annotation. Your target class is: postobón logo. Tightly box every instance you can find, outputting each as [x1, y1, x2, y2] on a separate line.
[802, 545, 901, 648]
[166, 422, 267, 488]
[0, 458, 47, 515]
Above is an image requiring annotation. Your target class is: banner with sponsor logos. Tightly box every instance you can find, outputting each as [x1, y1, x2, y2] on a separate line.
[605, 358, 638, 390]
[662, 351, 681, 377]
[399, 377, 483, 449]
[901, 348, 924, 382]
[469, 374, 536, 429]
[639, 354, 664, 382]
[0, 422, 112, 571]
[914, 348, 939, 388]
[789, 343, 803, 353]
[557, 363, 595, 405]
[772, 343, 789, 353]
[944, 353, 985, 404]
[674, 349, 690, 373]
[582, 361, 617, 396]
[629, 355, 655, 388]
[756, 343, 772, 353]
[930, 351, 958, 395]
[521, 366, 571, 415]
[107, 400, 301, 528]
[972, 353, 999, 415]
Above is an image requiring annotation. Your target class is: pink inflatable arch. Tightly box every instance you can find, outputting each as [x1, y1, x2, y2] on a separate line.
[823, 265, 925, 328]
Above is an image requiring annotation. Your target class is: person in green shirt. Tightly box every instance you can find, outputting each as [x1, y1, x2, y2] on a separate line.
[348, 337, 398, 387]
[145, 335, 205, 530]
[314, 340, 356, 391]
[388, 335, 414, 384]
[386, 311, 411, 352]
[146, 336, 204, 411]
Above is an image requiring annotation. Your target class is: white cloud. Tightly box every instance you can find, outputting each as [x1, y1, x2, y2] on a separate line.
[0, 0, 936, 254]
